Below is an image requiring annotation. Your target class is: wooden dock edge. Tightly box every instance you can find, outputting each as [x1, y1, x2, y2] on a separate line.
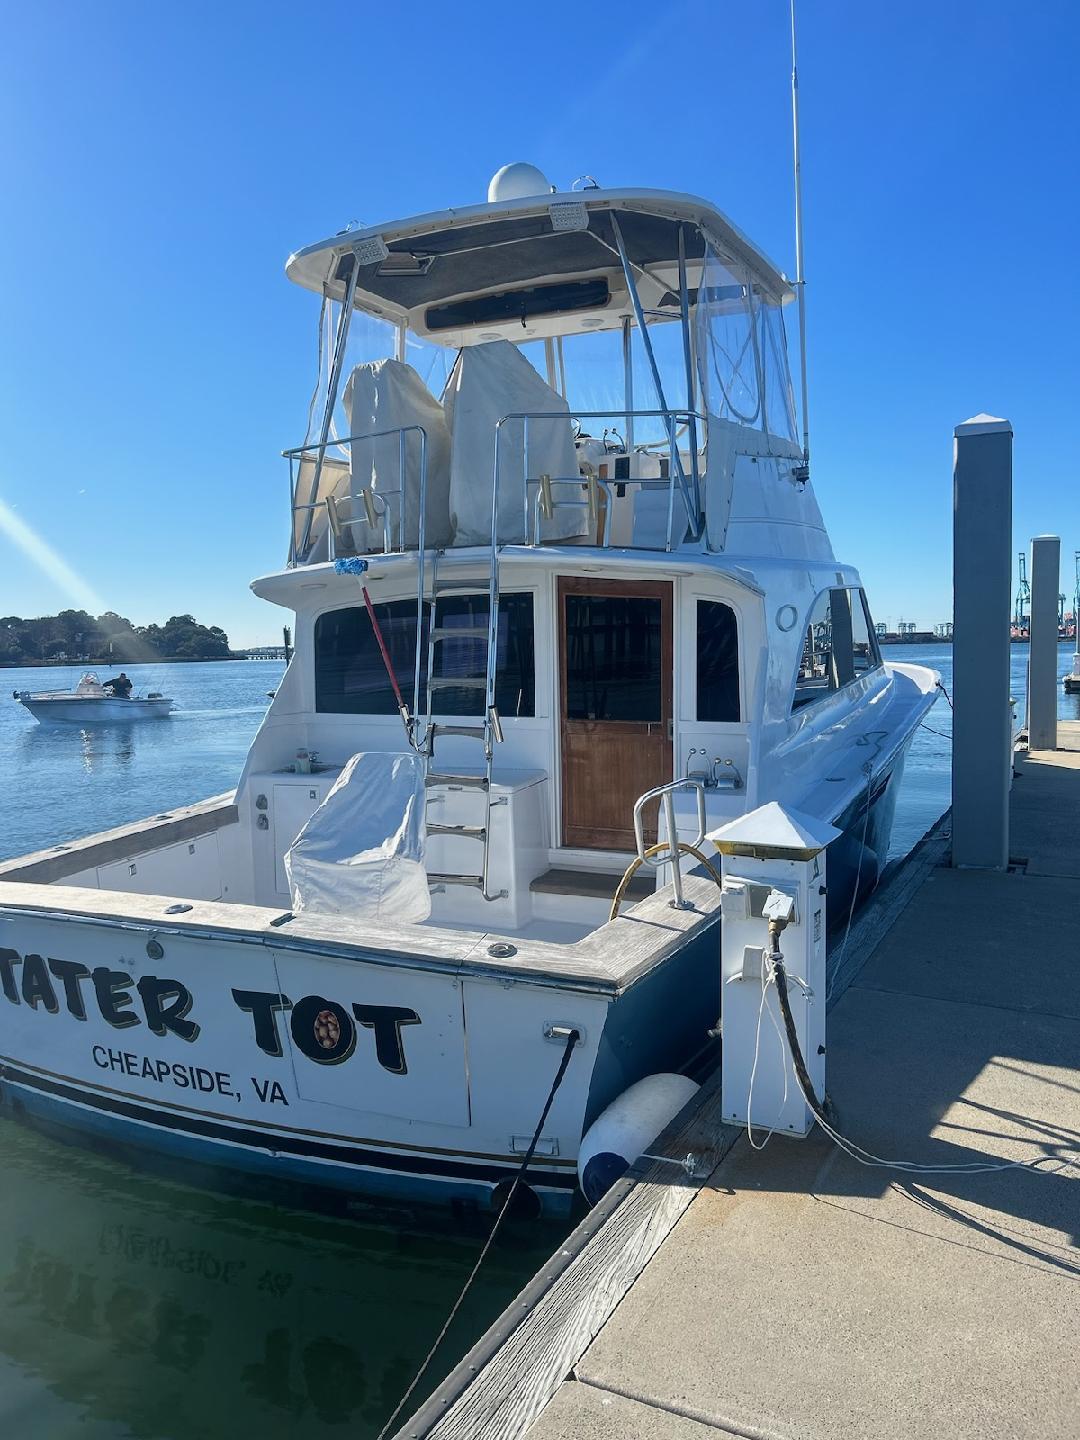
[395, 810, 954, 1440]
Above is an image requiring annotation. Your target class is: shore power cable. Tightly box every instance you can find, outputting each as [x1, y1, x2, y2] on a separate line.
[758, 914, 1078, 1179]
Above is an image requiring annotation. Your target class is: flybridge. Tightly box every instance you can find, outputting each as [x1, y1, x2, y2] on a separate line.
[285, 166, 808, 569]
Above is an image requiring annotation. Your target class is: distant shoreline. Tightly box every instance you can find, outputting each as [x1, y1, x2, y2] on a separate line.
[2, 654, 284, 668]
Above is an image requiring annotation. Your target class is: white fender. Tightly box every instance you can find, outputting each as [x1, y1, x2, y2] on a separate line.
[578, 1073, 700, 1205]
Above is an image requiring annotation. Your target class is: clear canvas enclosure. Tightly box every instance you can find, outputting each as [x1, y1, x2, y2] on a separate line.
[285, 190, 807, 562]
[695, 240, 798, 454]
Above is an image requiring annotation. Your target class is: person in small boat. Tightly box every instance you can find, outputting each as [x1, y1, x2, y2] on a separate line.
[102, 672, 133, 698]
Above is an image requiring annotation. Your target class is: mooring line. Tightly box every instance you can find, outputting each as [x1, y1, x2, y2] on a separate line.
[378, 1026, 581, 1440]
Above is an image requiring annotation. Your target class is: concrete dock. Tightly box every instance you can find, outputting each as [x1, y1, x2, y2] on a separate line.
[404, 729, 1080, 1440]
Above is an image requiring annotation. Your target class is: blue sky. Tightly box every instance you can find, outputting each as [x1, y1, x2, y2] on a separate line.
[1, 0, 1077, 644]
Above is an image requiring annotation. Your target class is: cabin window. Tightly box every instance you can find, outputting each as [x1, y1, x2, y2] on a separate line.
[425, 278, 610, 333]
[696, 600, 740, 721]
[564, 594, 663, 722]
[852, 590, 882, 674]
[792, 587, 882, 711]
[315, 594, 535, 716]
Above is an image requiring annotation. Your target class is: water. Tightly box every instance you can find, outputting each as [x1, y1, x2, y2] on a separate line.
[882, 640, 1080, 859]
[1, 647, 1078, 1437]
[0, 662, 282, 863]
[0, 661, 555, 1438]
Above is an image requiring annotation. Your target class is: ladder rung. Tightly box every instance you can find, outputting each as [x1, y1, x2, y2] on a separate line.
[428, 872, 485, 888]
[427, 772, 489, 789]
[432, 579, 490, 593]
[430, 723, 487, 740]
[430, 627, 488, 641]
[428, 823, 486, 839]
[427, 676, 486, 690]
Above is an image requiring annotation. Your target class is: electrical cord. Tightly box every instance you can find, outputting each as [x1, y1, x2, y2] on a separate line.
[765, 941, 1078, 1178]
[375, 1027, 580, 1440]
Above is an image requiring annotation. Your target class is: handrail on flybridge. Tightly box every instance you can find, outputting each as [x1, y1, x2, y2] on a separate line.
[283, 407, 708, 565]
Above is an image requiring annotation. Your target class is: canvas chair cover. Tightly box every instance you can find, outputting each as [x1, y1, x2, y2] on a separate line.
[344, 359, 452, 549]
[443, 340, 585, 545]
[284, 751, 431, 923]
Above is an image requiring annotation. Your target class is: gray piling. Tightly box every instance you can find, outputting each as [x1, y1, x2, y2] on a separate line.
[1028, 534, 1061, 750]
[951, 415, 1013, 869]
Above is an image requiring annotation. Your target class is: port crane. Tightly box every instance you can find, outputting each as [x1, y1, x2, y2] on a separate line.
[1014, 552, 1030, 631]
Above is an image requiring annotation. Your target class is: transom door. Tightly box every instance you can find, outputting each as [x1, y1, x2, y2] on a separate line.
[559, 577, 673, 851]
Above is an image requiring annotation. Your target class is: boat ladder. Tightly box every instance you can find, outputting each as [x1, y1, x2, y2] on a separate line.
[419, 550, 506, 901]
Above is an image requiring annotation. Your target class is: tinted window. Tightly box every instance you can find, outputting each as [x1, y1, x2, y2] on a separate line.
[696, 600, 740, 721]
[853, 590, 881, 674]
[432, 593, 535, 717]
[426, 278, 609, 332]
[794, 590, 832, 708]
[565, 595, 663, 721]
[793, 587, 881, 710]
[315, 594, 534, 716]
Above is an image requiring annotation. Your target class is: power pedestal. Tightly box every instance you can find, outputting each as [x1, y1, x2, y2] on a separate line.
[709, 803, 840, 1137]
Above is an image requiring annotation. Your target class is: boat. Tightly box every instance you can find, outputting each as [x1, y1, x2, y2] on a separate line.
[13, 672, 174, 723]
[0, 163, 938, 1219]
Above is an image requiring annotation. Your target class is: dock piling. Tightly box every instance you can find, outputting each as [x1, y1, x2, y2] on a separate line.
[1028, 534, 1061, 750]
[951, 415, 1013, 869]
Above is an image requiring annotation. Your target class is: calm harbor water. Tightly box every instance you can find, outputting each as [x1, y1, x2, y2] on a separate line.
[0, 646, 1077, 1438]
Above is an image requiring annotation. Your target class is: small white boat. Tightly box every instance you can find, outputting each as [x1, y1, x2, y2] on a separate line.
[13, 672, 173, 723]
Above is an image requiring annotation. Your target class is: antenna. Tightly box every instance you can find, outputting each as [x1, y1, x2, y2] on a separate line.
[790, 0, 810, 470]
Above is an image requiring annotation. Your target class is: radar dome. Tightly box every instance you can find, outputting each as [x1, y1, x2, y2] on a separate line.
[487, 162, 552, 203]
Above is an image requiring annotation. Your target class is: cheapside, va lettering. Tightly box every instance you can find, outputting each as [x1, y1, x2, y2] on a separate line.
[0, 948, 422, 1076]
[91, 1046, 236, 1096]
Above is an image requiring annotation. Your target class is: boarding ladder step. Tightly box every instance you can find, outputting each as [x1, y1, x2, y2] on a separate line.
[417, 545, 504, 901]
[427, 822, 487, 840]
[426, 771, 489, 790]
[429, 626, 488, 641]
[428, 722, 488, 740]
[427, 676, 486, 691]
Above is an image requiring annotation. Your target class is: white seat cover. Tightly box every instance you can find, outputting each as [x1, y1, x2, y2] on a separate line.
[344, 359, 452, 549]
[443, 340, 585, 545]
[284, 751, 431, 923]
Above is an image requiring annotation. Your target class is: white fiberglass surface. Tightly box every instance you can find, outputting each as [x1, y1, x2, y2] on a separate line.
[419, 914, 595, 946]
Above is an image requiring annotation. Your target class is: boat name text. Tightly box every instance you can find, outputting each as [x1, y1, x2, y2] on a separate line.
[0, 950, 421, 1075]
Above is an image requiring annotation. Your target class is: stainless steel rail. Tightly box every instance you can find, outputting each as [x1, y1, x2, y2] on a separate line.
[633, 778, 707, 911]
[493, 407, 707, 553]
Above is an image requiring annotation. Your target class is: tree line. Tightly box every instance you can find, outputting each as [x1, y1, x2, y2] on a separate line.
[0, 610, 232, 665]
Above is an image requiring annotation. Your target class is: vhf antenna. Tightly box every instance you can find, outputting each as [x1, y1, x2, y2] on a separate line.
[790, 0, 810, 474]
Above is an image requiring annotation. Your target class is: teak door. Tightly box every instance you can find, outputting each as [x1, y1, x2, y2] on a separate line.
[559, 577, 673, 850]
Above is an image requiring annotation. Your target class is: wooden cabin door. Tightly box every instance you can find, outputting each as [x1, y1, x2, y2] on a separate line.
[559, 577, 673, 850]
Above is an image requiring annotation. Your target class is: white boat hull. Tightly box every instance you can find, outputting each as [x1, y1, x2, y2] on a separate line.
[0, 877, 720, 1218]
[19, 697, 173, 723]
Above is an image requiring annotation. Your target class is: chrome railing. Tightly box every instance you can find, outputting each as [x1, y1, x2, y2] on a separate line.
[494, 408, 707, 553]
[284, 407, 708, 564]
[284, 424, 429, 567]
[633, 778, 707, 911]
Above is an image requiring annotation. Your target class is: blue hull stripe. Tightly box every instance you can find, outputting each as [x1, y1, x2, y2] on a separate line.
[0, 1061, 578, 1192]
